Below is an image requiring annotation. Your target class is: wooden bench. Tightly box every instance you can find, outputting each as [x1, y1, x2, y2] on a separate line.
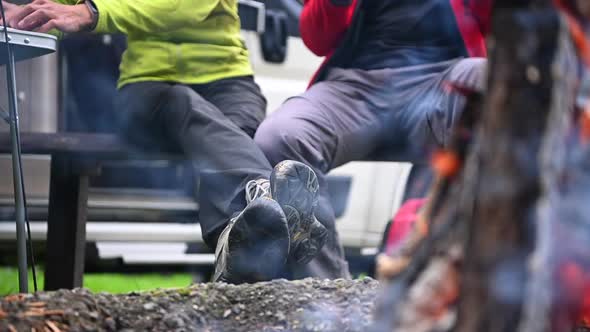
[0, 131, 182, 290]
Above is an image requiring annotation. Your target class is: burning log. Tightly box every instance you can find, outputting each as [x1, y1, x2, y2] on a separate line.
[454, 7, 561, 332]
[374, 1, 590, 331]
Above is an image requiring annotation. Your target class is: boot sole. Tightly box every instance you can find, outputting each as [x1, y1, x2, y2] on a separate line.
[216, 198, 289, 284]
[270, 161, 326, 264]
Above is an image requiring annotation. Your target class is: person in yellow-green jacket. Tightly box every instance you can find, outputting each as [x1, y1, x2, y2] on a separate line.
[1, 0, 335, 283]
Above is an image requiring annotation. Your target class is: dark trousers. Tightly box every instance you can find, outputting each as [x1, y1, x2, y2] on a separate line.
[255, 58, 487, 279]
[116, 77, 272, 249]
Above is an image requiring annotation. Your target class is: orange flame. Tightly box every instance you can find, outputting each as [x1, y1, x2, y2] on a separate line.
[558, 261, 590, 328]
[431, 150, 462, 178]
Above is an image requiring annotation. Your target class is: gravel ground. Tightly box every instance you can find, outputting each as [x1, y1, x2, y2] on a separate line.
[0, 278, 379, 332]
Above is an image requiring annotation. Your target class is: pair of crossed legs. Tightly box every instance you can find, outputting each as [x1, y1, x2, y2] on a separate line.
[117, 57, 487, 283]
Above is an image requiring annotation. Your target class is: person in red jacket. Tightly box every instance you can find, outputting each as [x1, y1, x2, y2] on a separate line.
[254, 0, 492, 278]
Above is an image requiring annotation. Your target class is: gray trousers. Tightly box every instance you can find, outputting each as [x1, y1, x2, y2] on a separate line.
[254, 58, 487, 279]
[116, 77, 273, 251]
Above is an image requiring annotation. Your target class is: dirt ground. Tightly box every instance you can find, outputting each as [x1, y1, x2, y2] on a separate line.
[0, 278, 379, 332]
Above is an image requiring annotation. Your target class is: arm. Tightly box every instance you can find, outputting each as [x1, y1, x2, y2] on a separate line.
[9, 0, 220, 35]
[299, 0, 357, 57]
[451, 0, 491, 57]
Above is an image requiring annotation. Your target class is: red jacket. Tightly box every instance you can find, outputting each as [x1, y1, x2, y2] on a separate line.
[301, 0, 493, 85]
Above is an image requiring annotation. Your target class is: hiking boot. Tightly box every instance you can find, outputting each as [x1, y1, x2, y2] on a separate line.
[213, 180, 290, 284]
[288, 215, 329, 265]
[270, 160, 328, 265]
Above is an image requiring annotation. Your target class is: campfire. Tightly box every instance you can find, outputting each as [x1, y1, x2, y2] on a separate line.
[374, 1, 590, 331]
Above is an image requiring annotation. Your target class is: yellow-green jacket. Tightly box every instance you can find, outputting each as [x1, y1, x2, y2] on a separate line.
[58, 0, 253, 88]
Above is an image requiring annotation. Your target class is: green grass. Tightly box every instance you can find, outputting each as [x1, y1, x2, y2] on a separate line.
[0, 266, 193, 295]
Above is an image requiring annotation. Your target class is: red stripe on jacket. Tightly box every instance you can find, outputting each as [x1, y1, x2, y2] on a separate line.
[450, 0, 492, 57]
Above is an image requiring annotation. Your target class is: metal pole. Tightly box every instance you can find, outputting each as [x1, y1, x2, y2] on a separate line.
[6, 47, 28, 293]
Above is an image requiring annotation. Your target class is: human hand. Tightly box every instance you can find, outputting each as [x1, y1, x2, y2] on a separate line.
[376, 253, 410, 281]
[7, 0, 93, 33]
[0, 1, 23, 28]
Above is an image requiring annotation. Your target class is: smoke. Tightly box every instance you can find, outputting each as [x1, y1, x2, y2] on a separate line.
[295, 299, 372, 332]
[518, 20, 585, 331]
[62, 34, 126, 134]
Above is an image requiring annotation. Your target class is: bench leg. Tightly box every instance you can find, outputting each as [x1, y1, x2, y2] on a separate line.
[44, 155, 89, 290]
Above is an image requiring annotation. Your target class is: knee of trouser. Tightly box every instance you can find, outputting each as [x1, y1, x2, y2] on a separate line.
[449, 58, 488, 93]
[255, 117, 302, 166]
[162, 85, 195, 112]
[159, 84, 198, 130]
